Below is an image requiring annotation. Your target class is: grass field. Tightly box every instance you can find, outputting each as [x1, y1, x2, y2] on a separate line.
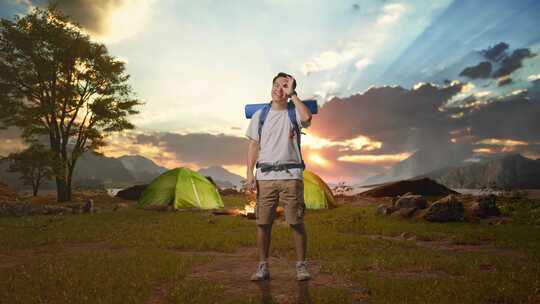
[1, 192, 539, 303]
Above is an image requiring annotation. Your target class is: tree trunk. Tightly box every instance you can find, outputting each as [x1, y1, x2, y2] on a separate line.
[56, 177, 70, 202]
[33, 176, 41, 197]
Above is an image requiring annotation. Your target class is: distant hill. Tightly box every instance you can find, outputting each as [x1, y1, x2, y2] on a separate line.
[421, 154, 540, 189]
[362, 145, 472, 186]
[118, 155, 168, 182]
[198, 166, 245, 189]
[0, 152, 168, 190]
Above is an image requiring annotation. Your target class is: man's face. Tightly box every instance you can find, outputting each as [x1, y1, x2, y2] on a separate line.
[271, 76, 290, 103]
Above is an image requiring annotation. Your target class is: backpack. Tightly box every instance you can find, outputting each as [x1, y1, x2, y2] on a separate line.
[257, 101, 306, 170]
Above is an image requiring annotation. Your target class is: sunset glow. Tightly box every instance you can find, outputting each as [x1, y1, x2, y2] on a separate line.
[337, 152, 412, 164]
[308, 153, 331, 168]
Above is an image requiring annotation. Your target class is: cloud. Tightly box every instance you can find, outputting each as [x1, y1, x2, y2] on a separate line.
[492, 48, 536, 78]
[354, 58, 372, 71]
[496, 76, 512, 87]
[0, 127, 26, 156]
[134, 132, 249, 166]
[462, 93, 540, 143]
[459, 61, 492, 79]
[28, 0, 155, 42]
[527, 74, 540, 82]
[301, 2, 405, 75]
[308, 82, 464, 153]
[337, 152, 412, 164]
[313, 81, 340, 101]
[301, 48, 361, 75]
[482, 42, 509, 62]
[376, 3, 406, 25]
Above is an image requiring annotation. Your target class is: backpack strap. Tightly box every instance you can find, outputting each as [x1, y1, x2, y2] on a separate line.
[287, 102, 306, 170]
[257, 102, 272, 146]
[256, 101, 306, 171]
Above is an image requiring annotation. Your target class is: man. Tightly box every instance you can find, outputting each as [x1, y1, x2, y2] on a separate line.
[245, 72, 312, 281]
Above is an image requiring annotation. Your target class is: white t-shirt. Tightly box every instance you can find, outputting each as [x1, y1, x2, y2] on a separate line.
[245, 105, 311, 180]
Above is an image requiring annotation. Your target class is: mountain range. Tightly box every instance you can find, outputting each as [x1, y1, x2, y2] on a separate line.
[362, 153, 540, 189]
[197, 166, 245, 189]
[422, 154, 540, 189]
[0, 151, 245, 191]
[0, 152, 168, 190]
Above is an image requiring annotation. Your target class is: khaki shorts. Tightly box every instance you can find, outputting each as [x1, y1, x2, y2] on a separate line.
[255, 179, 306, 225]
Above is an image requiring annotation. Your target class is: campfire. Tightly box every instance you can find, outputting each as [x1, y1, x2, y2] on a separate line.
[213, 200, 284, 219]
[232, 200, 257, 218]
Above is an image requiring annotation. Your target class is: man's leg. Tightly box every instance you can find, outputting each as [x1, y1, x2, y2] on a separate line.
[251, 180, 278, 281]
[257, 224, 273, 262]
[280, 179, 310, 280]
[291, 223, 307, 262]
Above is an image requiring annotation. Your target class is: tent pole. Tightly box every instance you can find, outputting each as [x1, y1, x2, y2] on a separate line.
[191, 178, 202, 207]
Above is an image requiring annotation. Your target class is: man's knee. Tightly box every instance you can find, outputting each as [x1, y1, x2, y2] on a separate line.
[257, 224, 273, 231]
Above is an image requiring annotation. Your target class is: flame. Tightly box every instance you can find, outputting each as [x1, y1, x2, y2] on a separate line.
[238, 201, 256, 216]
[227, 201, 283, 218]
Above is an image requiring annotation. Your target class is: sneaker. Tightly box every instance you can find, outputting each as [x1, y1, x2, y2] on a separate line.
[250, 262, 270, 281]
[296, 261, 311, 281]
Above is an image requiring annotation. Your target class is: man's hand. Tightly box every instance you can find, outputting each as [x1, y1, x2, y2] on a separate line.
[284, 75, 295, 96]
[246, 171, 256, 192]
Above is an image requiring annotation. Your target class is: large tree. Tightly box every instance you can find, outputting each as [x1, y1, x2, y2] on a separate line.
[2, 144, 54, 196]
[0, 6, 142, 202]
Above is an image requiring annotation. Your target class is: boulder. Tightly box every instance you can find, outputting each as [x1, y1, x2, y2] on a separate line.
[375, 204, 397, 216]
[391, 207, 418, 219]
[395, 195, 428, 209]
[0, 201, 32, 217]
[360, 178, 458, 198]
[470, 195, 500, 218]
[115, 185, 147, 201]
[423, 195, 464, 222]
[41, 205, 72, 215]
[83, 199, 94, 213]
[0, 201, 71, 217]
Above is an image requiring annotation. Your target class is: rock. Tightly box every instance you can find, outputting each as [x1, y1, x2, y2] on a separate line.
[41, 205, 72, 215]
[0, 201, 72, 217]
[360, 178, 458, 197]
[83, 199, 94, 213]
[375, 204, 396, 216]
[423, 195, 464, 222]
[400, 232, 412, 239]
[471, 195, 500, 218]
[391, 207, 418, 218]
[0, 201, 32, 217]
[395, 195, 428, 209]
[113, 202, 130, 211]
[115, 185, 147, 201]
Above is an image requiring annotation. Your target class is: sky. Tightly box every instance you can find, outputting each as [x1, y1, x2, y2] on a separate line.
[1, 0, 540, 184]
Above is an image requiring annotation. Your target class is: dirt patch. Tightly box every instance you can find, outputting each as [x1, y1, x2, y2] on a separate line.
[365, 234, 525, 258]
[169, 247, 371, 304]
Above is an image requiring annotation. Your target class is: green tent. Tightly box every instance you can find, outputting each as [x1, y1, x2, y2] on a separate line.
[138, 167, 224, 209]
[304, 170, 336, 209]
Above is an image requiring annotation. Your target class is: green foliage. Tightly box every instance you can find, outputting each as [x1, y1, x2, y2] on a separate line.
[1, 143, 54, 195]
[498, 196, 540, 225]
[0, 5, 142, 201]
